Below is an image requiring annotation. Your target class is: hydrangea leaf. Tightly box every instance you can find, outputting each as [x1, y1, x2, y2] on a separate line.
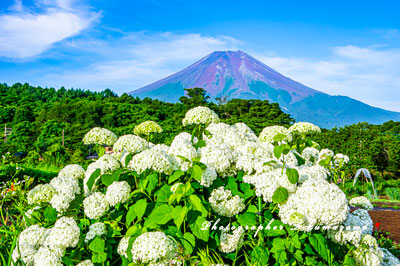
[272, 187, 289, 204]
[148, 204, 172, 225]
[286, 168, 299, 184]
[87, 168, 101, 191]
[168, 170, 184, 184]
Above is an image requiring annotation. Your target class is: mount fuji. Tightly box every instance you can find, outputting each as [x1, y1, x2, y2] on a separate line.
[129, 50, 400, 128]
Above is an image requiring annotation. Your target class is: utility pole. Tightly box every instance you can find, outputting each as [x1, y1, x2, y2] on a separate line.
[62, 129, 65, 147]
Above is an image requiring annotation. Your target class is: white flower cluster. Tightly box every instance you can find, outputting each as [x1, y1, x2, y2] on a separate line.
[128, 148, 176, 175]
[105, 181, 131, 206]
[302, 147, 320, 166]
[318, 148, 334, 161]
[118, 232, 178, 265]
[27, 164, 85, 213]
[244, 168, 297, 203]
[259, 125, 292, 143]
[199, 143, 235, 176]
[353, 235, 384, 266]
[279, 178, 349, 232]
[84, 154, 121, 195]
[182, 106, 220, 126]
[50, 175, 80, 213]
[85, 222, 107, 243]
[113, 134, 148, 154]
[58, 164, 85, 180]
[327, 209, 373, 246]
[169, 134, 198, 171]
[12, 217, 80, 266]
[349, 196, 373, 211]
[200, 164, 218, 187]
[209, 187, 245, 217]
[83, 192, 110, 219]
[83, 127, 117, 146]
[218, 227, 245, 253]
[76, 260, 94, 266]
[381, 248, 400, 266]
[334, 153, 350, 167]
[27, 184, 55, 205]
[134, 121, 163, 136]
[289, 122, 321, 135]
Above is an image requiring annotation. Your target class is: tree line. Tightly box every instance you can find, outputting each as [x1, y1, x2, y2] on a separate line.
[1, 83, 399, 178]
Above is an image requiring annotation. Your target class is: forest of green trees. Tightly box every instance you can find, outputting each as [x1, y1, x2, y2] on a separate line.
[1, 82, 400, 179]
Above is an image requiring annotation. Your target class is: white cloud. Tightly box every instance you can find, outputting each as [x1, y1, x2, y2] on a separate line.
[40, 32, 240, 92]
[0, 0, 99, 58]
[256, 45, 400, 112]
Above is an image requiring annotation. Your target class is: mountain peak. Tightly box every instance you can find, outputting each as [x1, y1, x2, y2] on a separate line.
[129, 50, 400, 128]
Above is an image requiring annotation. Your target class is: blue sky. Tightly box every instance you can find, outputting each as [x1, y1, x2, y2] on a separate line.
[0, 0, 400, 110]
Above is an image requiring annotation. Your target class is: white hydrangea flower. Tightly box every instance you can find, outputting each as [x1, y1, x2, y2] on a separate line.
[105, 181, 131, 206]
[381, 248, 400, 266]
[301, 147, 320, 166]
[353, 235, 384, 266]
[169, 139, 197, 171]
[83, 192, 110, 219]
[85, 222, 107, 243]
[83, 127, 117, 146]
[58, 164, 86, 180]
[350, 196, 373, 211]
[318, 149, 334, 161]
[232, 122, 258, 142]
[130, 232, 178, 265]
[259, 125, 292, 143]
[243, 168, 297, 203]
[134, 121, 163, 136]
[205, 123, 244, 150]
[33, 246, 63, 266]
[12, 224, 48, 264]
[297, 165, 329, 184]
[117, 236, 130, 258]
[279, 178, 348, 232]
[218, 227, 245, 253]
[289, 122, 321, 135]
[199, 143, 234, 177]
[128, 148, 176, 175]
[334, 153, 350, 167]
[327, 209, 373, 246]
[76, 260, 94, 266]
[84, 154, 121, 196]
[113, 134, 148, 154]
[49, 175, 80, 213]
[171, 132, 198, 145]
[199, 165, 218, 187]
[27, 184, 55, 205]
[45, 216, 80, 249]
[209, 187, 245, 217]
[182, 106, 219, 126]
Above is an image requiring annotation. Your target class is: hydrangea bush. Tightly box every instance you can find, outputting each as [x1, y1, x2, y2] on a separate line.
[13, 107, 400, 266]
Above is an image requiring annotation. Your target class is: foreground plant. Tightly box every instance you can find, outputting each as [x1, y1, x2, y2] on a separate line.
[7, 107, 400, 266]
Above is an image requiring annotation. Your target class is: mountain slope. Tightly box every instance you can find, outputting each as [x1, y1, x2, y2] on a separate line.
[129, 50, 400, 128]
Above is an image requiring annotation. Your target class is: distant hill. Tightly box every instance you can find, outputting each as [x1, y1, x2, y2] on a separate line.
[129, 50, 400, 128]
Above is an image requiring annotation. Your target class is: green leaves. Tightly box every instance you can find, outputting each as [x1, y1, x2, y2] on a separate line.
[126, 199, 147, 225]
[172, 206, 187, 228]
[101, 169, 122, 186]
[272, 187, 289, 203]
[86, 168, 101, 191]
[189, 195, 203, 212]
[273, 143, 291, 158]
[237, 212, 257, 227]
[44, 206, 57, 222]
[148, 204, 172, 225]
[182, 232, 196, 254]
[189, 216, 209, 242]
[286, 168, 299, 184]
[308, 233, 334, 264]
[168, 170, 184, 184]
[191, 165, 203, 181]
[89, 236, 107, 263]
